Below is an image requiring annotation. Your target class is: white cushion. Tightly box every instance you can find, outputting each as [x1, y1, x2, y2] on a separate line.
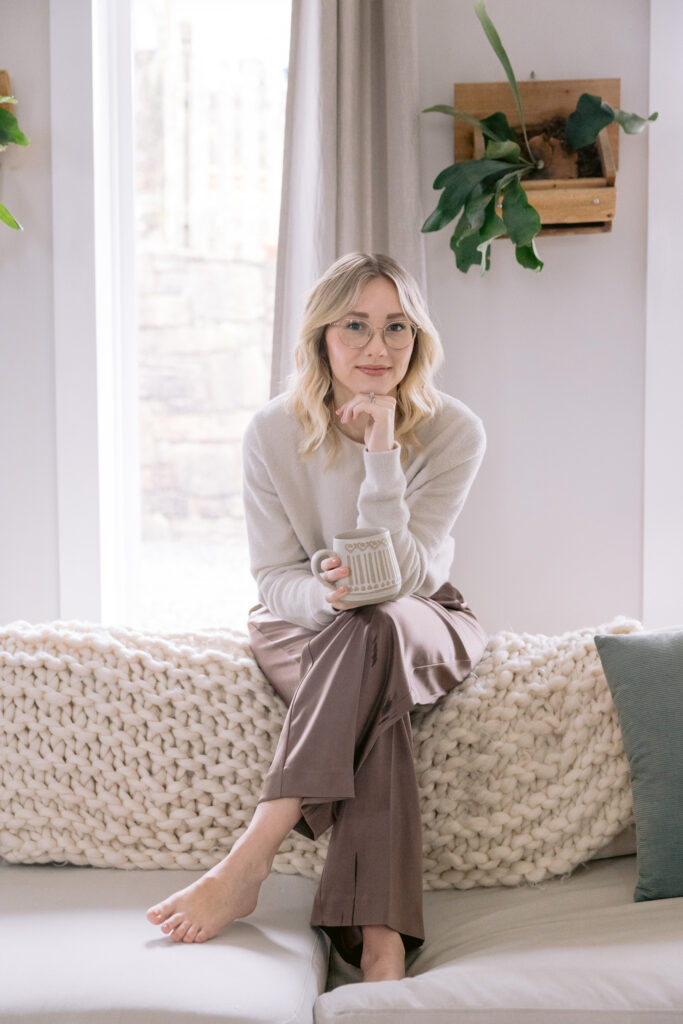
[320, 856, 683, 1023]
[0, 863, 328, 1023]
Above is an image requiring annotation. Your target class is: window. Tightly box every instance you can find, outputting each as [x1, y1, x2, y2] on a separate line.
[129, 0, 290, 630]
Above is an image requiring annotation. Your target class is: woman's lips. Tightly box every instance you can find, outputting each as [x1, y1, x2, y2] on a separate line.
[357, 366, 390, 375]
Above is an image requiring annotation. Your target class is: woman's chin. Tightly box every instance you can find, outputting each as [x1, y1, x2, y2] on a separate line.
[354, 376, 397, 396]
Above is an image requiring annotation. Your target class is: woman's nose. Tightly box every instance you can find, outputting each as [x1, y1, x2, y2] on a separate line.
[363, 327, 389, 354]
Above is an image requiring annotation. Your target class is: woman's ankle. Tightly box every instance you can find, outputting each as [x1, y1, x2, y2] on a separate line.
[232, 796, 303, 872]
[360, 924, 405, 960]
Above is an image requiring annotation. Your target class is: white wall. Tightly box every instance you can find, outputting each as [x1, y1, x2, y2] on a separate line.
[643, 0, 683, 630]
[0, 0, 58, 623]
[417, 0, 651, 633]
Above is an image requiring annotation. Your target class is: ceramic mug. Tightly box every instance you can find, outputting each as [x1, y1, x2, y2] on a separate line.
[310, 527, 401, 607]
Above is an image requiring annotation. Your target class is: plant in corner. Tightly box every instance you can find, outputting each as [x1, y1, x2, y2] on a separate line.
[0, 91, 30, 231]
[421, 1, 658, 275]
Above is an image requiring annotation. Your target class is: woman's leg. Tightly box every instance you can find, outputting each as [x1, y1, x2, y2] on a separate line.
[245, 603, 416, 981]
[253, 586, 488, 975]
[145, 611, 317, 942]
[309, 711, 424, 979]
[145, 796, 303, 942]
[147, 585, 488, 974]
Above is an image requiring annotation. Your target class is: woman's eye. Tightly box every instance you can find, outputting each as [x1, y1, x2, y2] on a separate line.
[387, 321, 406, 332]
[344, 320, 365, 331]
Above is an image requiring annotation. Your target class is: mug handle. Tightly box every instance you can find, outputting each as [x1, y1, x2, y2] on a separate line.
[310, 548, 338, 589]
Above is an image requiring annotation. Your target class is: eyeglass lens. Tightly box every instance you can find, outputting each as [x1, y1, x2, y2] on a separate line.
[334, 319, 416, 349]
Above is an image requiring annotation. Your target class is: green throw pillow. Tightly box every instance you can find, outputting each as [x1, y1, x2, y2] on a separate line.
[594, 628, 683, 902]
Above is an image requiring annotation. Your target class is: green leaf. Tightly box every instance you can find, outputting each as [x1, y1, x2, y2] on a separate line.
[478, 195, 507, 244]
[432, 157, 517, 192]
[613, 107, 659, 134]
[422, 103, 506, 142]
[0, 201, 22, 230]
[565, 93, 614, 150]
[515, 239, 544, 271]
[475, 240, 493, 276]
[422, 188, 466, 233]
[451, 227, 483, 272]
[451, 187, 491, 245]
[475, 196, 508, 275]
[501, 178, 541, 246]
[423, 159, 515, 233]
[484, 139, 521, 163]
[0, 95, 17, 104]
[453, 193, 508, 276]
[566, 94, 658, 148]
[480, 112, 517, 143]
[0, 107, 30, 146]
[494, 168, 528, 198]
[473, 2, 531, 154]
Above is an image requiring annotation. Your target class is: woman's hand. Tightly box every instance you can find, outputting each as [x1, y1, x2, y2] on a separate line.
[319, 555, 351, 610]
[336, 392, 396, 452]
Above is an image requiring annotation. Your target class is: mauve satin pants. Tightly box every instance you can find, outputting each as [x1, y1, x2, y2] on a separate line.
[246, 582, 488, 968]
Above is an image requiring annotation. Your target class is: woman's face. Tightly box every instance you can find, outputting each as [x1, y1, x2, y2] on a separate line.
[324, 276, 415, 406]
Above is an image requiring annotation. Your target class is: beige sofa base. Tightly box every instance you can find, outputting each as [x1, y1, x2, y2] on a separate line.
[321, 855, 682, 1022]
[0, 862, 328, 1023]
[2, 854, 682, 1023]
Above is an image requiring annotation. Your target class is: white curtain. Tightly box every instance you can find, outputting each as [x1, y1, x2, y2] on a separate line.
[270, 0, 426, 397]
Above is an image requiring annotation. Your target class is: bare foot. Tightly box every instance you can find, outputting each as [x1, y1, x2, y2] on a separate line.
[360, 924, 406, 982]
[146, 840, 270, 943]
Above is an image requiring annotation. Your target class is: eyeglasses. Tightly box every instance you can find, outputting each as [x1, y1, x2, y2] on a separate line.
[329, 318, 417, 350]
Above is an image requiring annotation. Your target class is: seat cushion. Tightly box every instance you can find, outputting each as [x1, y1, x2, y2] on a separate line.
[0, 862, 328, 1023]
[319, 856, 683, 1023]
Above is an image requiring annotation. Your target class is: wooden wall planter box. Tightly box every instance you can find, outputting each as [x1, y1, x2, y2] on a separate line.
[0, 70, 12, 111]
[453, 78, 621, 235]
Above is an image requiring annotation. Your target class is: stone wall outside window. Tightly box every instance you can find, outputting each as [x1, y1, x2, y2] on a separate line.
[132, 0, 289, 629]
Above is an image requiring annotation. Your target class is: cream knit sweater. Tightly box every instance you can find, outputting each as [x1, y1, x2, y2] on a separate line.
[241, 390, 486, 631]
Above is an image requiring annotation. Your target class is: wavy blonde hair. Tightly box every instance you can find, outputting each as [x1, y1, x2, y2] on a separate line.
[285, 252, 444, 466]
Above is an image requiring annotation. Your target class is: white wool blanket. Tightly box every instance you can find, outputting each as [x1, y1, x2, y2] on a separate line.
[0, 616, 638, 890]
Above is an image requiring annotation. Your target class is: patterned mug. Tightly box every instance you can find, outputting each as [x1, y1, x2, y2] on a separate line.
[311, 527, 401, 607]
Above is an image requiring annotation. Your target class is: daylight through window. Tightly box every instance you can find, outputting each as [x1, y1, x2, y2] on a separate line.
[131, 0, 290, 630]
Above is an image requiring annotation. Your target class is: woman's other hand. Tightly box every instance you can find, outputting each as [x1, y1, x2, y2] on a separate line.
[336, 393, 396, 452]
[319, 555, 350, 610]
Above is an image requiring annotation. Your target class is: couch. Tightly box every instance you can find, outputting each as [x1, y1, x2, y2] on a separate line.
[2, 616, 682, 1023]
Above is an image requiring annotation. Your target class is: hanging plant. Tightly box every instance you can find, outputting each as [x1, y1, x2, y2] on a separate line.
[421, 1, 658, 274]
[0, 91, 30, 230]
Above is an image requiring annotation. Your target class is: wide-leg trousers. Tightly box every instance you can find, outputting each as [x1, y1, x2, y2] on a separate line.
[246, 582, 488, 968]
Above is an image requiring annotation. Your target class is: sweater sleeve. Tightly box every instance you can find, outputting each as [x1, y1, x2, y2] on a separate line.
[242, 419, 339, 631]
[356, 412, 486, 598]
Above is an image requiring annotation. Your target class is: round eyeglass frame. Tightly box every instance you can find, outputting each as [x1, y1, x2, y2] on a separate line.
[328, 318, 418, 350]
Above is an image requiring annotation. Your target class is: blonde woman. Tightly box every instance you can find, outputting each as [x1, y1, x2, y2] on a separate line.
[147, 252, 489, 983]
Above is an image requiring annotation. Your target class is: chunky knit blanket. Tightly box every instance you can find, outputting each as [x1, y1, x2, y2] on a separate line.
[0, 616, 639, 890]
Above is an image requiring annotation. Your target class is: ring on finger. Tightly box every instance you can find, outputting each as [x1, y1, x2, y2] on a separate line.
[368, 391, 376, 403]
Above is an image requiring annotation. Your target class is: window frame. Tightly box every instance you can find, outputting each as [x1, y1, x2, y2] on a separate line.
[50, 0, 140, 623]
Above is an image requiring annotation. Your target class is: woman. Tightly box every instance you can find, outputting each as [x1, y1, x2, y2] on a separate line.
[146, 252, 488, 983]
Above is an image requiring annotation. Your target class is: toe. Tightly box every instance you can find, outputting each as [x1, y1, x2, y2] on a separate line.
[161, 912, 185, 934]
[170, 920, 191, 943]
[183, 924, 200, 943]
[195, 929, 210, 943]
[147, 901, 174, 924]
